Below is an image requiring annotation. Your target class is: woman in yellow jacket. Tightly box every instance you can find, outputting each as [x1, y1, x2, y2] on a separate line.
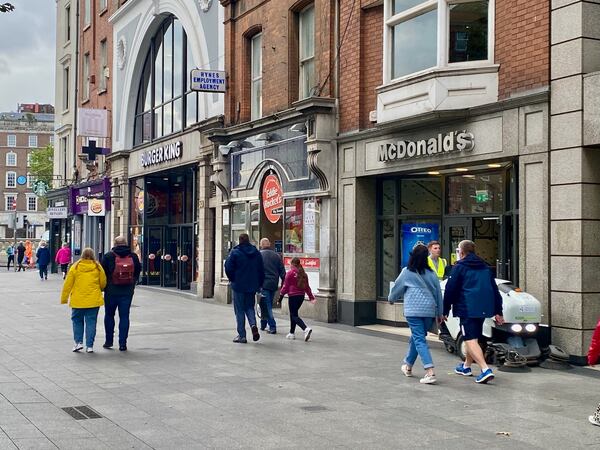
[61, 248, 107, 353]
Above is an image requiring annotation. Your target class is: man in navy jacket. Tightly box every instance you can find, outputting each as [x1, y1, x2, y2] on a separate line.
[225, 233, 265, 343]
[443, 240, 504, 384]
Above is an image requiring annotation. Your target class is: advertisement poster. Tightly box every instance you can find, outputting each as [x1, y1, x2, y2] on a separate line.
[401, 223, 439, 268]
[303, 200, 316, 254]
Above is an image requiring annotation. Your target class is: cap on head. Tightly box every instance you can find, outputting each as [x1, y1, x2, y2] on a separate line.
[114, 236, 128, 246]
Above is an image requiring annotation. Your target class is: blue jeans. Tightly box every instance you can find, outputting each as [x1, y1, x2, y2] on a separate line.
[104, 294, 133, 346]
[71, 307, 99, 348]
[404, 317, 435, 369]
[259, 289, 277, 331]
[233, 291, 257, 339]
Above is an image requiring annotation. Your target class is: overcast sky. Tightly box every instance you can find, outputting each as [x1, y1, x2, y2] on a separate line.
[0, 0, 56, 112]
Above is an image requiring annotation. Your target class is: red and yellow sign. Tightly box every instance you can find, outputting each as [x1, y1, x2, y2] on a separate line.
[262, 174, 283, 224]
[284, 257, 320, 269]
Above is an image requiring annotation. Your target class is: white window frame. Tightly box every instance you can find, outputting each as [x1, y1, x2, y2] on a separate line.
[100, 39, 108, 91]
[28, 135, 38, 148]
[65, 4, 71, 42]
[27, 153, 32, 167]
[383, 0, 495, 84]
[250, 33, 263, 121]
[27, 172, 35, 188]
[63, 66, 70, 111]
[84, 0, 91, 27]
[5, 195, 16, 211]
[99, 0, 107, 12]
[27, 195, 38, 212]
[7, 134, 16, 147]
[6, 171, 16, 189]
[6, 152, 17, 167]
[49, 135, 54, 145]
[299, 4, 315, 99]
[83, 53, 90, 101]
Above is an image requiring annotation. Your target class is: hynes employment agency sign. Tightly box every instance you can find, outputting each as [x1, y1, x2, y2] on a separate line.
[190, 69, 226, 93]
[140, 141, 183, 168]
[377, 130, 475, 163]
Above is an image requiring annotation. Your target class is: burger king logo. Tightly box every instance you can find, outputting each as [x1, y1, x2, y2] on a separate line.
[88, 198, 105, 216]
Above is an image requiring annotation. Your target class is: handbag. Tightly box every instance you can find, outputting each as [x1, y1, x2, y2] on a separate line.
[415, 272, 440, 334]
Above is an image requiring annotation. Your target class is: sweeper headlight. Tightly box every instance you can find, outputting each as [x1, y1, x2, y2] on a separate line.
[510, 324, 523, 333]
[525, 324, 537, 333]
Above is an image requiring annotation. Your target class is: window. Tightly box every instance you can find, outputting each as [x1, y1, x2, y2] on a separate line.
[49, 135, 54, 145]
[83, 53, 90, 100]
[250, 34, 263, 120]
[299, 5, 315, 99]
[284, 197, 320, 254]
[27, 196, 37, 212]
[5, 195, 16, 211]
[28, 135, 37, 148]
[134, 16, 195, 146]
[7, 135, 16, 147]
[6, 152, 16, 166]
[6, 172, 16, 188]
[100, 39, 108, 91]
[27, 172, 34, 188]
[386, 0, 491, 81]
[99, 0, 107, 12]
[447, 172, 504, 214]
[84, 0, 91, 26]
[65, 5, 71, 42]
[63, 66, 70, 110]
[27, 153, 31, 167]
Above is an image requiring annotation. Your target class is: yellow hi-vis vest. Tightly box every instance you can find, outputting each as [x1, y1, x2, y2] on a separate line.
[428, 256, 447, 280]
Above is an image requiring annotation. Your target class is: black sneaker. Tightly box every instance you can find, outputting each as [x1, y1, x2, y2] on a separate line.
[233, 336, 247, 344]
[119, 345, 127, 351]
[260, 326, 266, 331]
[268, 329, 277, 334]
[103, 342, 113, 349]
[251, 326, 260, 342]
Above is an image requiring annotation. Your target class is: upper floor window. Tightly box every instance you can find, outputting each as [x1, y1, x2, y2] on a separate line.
[100, 0, 107, 12]
[299, 5, 315, 99]
[49, 135, 54, 145]
[250, 33, 263, 120]
[7, 135, 16, 147]
[6, 152, 17, 166]
[28, 135, 38, 148]
[5, 195, 16, 211]
[63, 66, 70, 110]
[6, 171, 16, 188]
[65, 5, 71, 42]
[386, 0, 491, 81]
[84, 0, 91, 26]
[27, 195, 38, 212]
[83, 53, 90, 101]
[100, 39, 108, 91]
[134, 16, 199, 146]
[27, 153, 32, 167]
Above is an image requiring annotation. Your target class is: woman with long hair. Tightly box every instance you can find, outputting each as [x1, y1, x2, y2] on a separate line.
[60, 248, 107, 353]
[279, 257, 315, 342]
[388, 244, 444, 384]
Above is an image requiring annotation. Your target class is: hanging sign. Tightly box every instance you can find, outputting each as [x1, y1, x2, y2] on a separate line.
[87, 198, 106, 216]
[262, 174, 283, 224]
[190, 69, 227, 93]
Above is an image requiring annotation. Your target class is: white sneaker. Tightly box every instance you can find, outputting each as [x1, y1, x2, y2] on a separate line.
[419, 373, 437, 384]
[304, 327, 312, 342]
[72, 343, 83, 352]
[590, 415, 600, 427]
[401, 364, 413, 377]
[86, 347, 94, 353]
[286, 333, 295, 340]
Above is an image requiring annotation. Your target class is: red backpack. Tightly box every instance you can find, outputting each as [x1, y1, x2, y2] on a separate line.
[112, 252, 135, 285]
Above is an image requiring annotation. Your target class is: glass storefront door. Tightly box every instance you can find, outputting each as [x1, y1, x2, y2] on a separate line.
[146, 225, 194, 290]
[444, 217, 471, 266]
[147, 226, 164, 285]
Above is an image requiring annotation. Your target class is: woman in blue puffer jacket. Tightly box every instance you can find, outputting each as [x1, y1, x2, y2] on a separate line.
[388, 244, 444, 384]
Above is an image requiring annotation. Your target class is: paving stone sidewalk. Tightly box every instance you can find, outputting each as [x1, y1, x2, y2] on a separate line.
[0, 270, 598, 449]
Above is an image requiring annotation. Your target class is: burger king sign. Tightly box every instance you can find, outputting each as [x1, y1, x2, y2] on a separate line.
[88, 198, 106, 216]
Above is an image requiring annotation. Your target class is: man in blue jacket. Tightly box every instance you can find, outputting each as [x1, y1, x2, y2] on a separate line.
[225, 233, 265, 343]
[443, 240, 504, 384]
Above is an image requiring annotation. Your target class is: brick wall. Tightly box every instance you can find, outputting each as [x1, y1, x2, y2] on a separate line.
[496, 0, 550, 99]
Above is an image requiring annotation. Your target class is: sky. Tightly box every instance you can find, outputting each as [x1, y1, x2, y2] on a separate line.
[0, 0, 56, 112]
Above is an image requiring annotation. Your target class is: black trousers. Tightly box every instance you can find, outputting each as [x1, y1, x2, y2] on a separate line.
[17, 257, 24, 271]
[288, 295, 307, 333]
[7, 255, 13, 270]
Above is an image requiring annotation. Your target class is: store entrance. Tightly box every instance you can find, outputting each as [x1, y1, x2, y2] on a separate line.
[146, 224, 194, 290]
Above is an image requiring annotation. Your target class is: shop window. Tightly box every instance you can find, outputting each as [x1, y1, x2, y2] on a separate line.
[231, 203, 247, 244]
[379, 218, 396, 298]
[380, 179, 396, 215]
[399, 179, 442, 215]
[284, 198, 320, 254]
[447, 172, 503, 214]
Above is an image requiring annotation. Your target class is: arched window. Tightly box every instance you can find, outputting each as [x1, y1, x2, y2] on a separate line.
[6, 152, 17, 166]
[134, 16, 199, 146]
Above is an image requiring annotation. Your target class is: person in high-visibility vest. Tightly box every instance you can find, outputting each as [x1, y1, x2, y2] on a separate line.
[427, 240, 447, 280]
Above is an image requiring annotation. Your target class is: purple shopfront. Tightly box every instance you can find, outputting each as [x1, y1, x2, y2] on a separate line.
[69, 178, 111, 259]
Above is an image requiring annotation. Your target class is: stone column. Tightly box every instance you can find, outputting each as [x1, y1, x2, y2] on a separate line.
[550, 0, 600, 361]
[195, 154, 215, 298]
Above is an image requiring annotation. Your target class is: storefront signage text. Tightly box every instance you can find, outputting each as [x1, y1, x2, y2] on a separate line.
[284, 257, 320, 269]
[140, 141, 183, 168]
[190, 69, 227, 93]
[262, 174, 284, 224]
[47, 207, 68, 219]
[377, 131, 474, 163]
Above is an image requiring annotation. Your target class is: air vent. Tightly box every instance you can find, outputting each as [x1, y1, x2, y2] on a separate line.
[62, 405, 102, 420]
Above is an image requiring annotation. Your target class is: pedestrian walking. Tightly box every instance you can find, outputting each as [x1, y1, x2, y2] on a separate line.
[100, 236, 141, 352]
[35, 241, 50, 280]
[55, 242, 72, 280]
[60, 247, 107, 353]
[16, 242, 25, 271]
[279, 257, 315, 342]
[443, 240, 504, 384]
[388, 244, 444, 384]
[224, 233, 265, 344]
[6, 244, 14, 271]
[259, 238, 285, 334]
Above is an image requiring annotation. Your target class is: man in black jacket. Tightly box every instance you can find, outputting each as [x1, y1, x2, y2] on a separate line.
[16, 242, 25, 272]
[101, 236, 141, 351]
[259, 238, 285, 334]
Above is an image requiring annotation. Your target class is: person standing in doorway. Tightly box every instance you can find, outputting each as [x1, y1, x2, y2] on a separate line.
[100, 236, 142, 352]
[225, 233, 265, 344]
[279, 257, 315, 342]
[60, 247, 107, 353]
[259, 238, 285, 334]
[55, 243, 72, 280]
[36, 241, 51, 280]
[443, 240, 504, 384]
[16, 242, 25, 271]
[6, 244, 14, 271]
[388, 244, 444, 384]
[427, 240, 447, 280]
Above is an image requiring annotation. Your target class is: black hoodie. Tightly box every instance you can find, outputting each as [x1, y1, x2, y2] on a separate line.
[101, 245, 142, 296]
[224, 242, 265, 293]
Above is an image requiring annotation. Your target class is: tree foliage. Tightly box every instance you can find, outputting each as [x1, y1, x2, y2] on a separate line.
[29, 144, 54, 190]
[0, 3, 15, 13]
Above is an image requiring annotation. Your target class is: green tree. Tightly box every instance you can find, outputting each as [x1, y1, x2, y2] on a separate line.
[29, 144, 53, 208]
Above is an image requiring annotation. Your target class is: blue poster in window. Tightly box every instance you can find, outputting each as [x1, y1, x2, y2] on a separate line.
[401, 223, 439, 268]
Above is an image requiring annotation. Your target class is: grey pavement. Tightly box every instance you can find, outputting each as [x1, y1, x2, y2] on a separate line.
[0, 270, 598, 449]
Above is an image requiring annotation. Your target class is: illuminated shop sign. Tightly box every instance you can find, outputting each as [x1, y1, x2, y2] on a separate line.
[140, 141, 183, 168]
[377, 131, 474, 162]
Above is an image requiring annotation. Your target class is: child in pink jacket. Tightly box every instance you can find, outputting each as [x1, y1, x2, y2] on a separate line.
[55, 243, 72, 280]
[279, 257, 315, 342]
